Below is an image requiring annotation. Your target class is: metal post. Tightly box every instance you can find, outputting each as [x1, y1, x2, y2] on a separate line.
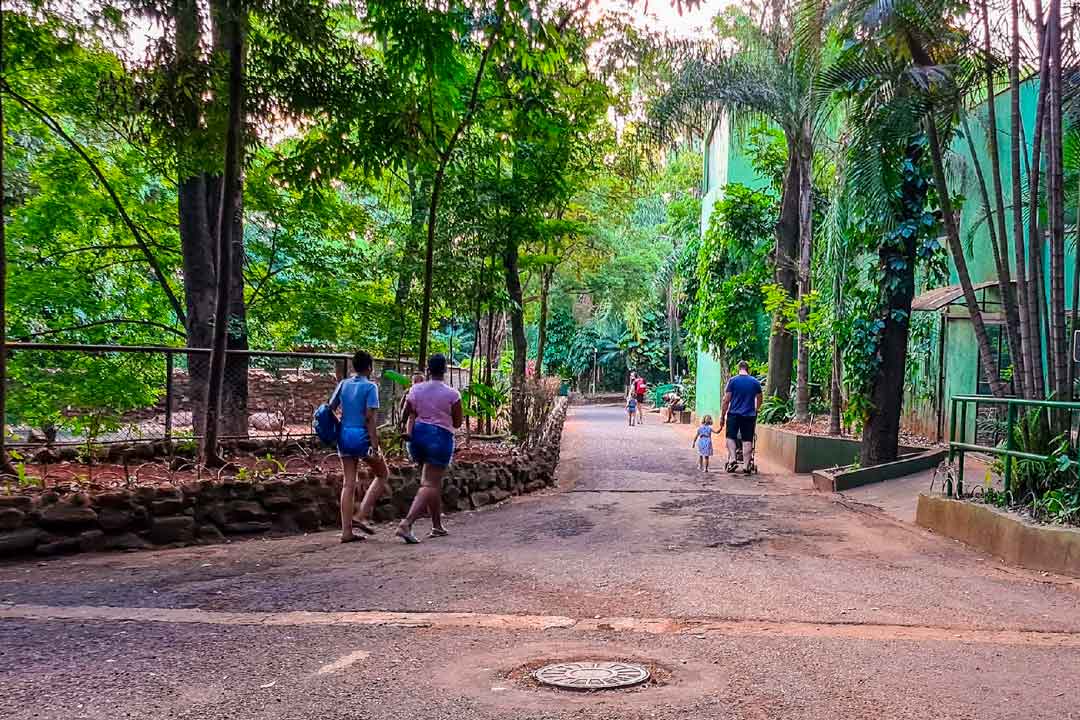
[957, 399, 968, 494]
[592, 347, 597, 394]
[948, 396, 957, 462]
[164, 351, 174, 443]
[1004, 401, 1016, 495]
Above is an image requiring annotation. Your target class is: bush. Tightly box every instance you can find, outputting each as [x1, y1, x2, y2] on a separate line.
[758, 394, 793, 425]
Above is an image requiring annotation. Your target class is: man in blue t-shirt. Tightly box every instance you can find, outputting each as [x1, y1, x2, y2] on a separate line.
[719, 360, 763, 473]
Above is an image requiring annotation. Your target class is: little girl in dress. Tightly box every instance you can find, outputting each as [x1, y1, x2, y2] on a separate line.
[692, 415, 720, 472]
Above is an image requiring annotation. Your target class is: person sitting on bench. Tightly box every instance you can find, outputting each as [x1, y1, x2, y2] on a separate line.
[663, 391, 686, 423]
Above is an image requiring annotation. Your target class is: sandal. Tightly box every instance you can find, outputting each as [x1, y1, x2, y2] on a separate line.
[353, 520, 376, 535]
[340, 531, 366, 544]
[428, 528, 449, 539]
[396, 526, 420, 544]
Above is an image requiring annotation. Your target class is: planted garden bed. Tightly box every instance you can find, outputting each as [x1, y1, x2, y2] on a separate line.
[0, 401, 568, 559]
[756, 424, 932, 474]
[811, 449, 946, 492]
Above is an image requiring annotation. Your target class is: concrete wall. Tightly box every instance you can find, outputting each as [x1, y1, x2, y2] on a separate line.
[694, 115, 775, 418]
[917, 494, 1080, 577]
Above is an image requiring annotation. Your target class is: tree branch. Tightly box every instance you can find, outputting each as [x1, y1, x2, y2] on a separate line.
[33, 243, 179, 265]
[13, 318, 187, 340]
[246, 229, 288, 309]
[1, 82, 188, 326]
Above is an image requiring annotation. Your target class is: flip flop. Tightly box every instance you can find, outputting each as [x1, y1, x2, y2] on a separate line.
[428, 528, 449, 539]
[396, 527, 420, 544]
[353, 521, 376, 535]
[340, 532, 366, 544]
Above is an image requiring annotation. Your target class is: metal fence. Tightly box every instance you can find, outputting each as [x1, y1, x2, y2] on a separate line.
[6, 343, 467, 447]
[948, 394, 1080, 495]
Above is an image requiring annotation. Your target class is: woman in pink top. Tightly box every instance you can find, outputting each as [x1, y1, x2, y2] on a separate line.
[397, 354, 463, 544]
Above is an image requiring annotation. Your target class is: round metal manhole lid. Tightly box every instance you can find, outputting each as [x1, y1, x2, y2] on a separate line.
[533, 661, 650, 690]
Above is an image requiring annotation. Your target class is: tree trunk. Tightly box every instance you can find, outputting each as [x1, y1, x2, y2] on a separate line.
[829, 270, 843, 436]
[394, 164, 428, 353]
[416, 38, 497, 367]
[1046, 0, 1068, 403]
[765, 138, 799, 401]
[179, 178, 216, 435]
[201, 0, 244, 463]
[221, 147, 248, 438]
[1009, 0, 1035, 398]
[174, 0, 215, 436]
[503, 238, 527, 440]
[0, 1, 13, 475]
[1025, 27, 1052, 399]
[417, 163, 445, 369]
[860, 245, 915, 465]
[978, 0, 1026, 399]
[535, 268, 552, 376]
[1069, 175, 1080, 399]
[794, 125, 814, 423]
[667, 284, 676, 382]
[860, 142, 925, 466]
[925, 118, 1007, 397]
[483, 305, 495, 435]
[961, 115, 1025, 398]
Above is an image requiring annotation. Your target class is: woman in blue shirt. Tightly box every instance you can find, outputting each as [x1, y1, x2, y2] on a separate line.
[329, 350, 390, 543]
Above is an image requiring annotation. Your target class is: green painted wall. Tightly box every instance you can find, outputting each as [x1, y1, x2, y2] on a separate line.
[695, 115, 773, 419]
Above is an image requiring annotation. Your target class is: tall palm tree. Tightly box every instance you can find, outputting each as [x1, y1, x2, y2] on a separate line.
[820, 0, 987, 463]
[649, 0, 831, 422]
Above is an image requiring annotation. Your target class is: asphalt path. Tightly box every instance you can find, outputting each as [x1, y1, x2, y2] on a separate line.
[2, 404, 1078, 719]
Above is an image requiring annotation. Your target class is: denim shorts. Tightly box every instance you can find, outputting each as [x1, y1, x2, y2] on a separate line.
[408, 422, 455, 467]
[337, 426, 371, 459]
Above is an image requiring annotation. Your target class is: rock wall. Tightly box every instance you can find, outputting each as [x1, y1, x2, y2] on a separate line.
[0, 399, 567, 559]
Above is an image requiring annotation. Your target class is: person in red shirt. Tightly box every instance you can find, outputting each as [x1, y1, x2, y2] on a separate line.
[632, 373, 647, 425]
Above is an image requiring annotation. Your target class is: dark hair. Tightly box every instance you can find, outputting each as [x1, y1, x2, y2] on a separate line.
[737, 360, 750, 372]
[352, 350, 373, 374]
[427, 353, 447, 377]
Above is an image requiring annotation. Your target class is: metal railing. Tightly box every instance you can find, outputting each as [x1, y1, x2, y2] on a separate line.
[5, 342, 467, 448]
[947, 395, 1080, 496]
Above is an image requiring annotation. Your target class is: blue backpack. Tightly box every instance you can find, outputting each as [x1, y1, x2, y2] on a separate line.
[312, 403, 340, 446]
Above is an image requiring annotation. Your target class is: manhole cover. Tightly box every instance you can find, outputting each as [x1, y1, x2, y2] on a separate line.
[534, 661, 650, 690]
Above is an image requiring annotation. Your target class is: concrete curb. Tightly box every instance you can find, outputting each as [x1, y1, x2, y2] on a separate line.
[812, 449, 946, 492]
[916, 494, 1080, 577]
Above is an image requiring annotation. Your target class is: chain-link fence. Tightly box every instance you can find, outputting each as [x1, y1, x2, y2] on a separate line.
[5, 343, 467, 448]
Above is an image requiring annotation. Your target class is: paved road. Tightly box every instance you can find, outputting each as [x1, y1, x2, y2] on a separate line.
[2, 405, 1079, 719]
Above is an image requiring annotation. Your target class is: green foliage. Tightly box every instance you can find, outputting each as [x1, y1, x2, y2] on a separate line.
[540, 305, 577, 378]
[1031, 486, 1080, 525]
[461, 380, 509, 429]
[7, 350, 161, 441]
[758, 394, 794, 425]
[995, 410, 1079, 506]
[832, 137, 943, 428]
[686, 183, 776, 367]
[383, 370, 411, 388]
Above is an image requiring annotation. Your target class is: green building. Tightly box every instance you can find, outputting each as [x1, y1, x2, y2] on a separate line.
[694, 80, 1076, 441]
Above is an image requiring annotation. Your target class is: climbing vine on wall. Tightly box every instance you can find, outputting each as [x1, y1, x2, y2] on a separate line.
[839, 136, 947, 429]
[686, 183, 775, 369]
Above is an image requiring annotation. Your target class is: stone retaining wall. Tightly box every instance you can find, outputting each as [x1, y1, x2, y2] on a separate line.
[0, 400, 568, 559]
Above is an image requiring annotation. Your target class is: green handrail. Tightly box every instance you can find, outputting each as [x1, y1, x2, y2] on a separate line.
[948, 394, 1080, 497]
[951, 394, 1080, 410]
